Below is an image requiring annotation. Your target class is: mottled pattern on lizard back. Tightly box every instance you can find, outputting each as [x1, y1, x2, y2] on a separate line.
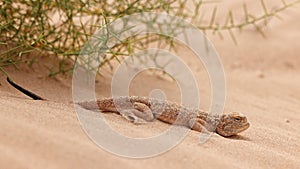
[131, 96, 219, 129]
[93, 96, 220, 128]
[78, 96, 250, 137]
[5, 76, 249, 137]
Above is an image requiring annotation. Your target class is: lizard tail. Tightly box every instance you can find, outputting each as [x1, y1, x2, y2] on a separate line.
[6, 77, 46, 100]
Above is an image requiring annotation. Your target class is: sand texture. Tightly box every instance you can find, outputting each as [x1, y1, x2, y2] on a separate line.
[0, 1, 300, 169]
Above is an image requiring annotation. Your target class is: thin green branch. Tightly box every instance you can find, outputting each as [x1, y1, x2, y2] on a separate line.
[198, 0, 300, 31]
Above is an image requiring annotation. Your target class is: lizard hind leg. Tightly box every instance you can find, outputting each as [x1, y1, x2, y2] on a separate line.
[133, 102, 154, 121]
[116, 102, 154, 125]
[119, 109, 147, 124]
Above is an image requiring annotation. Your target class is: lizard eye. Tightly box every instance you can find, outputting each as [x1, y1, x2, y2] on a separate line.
[233, 117, 241, 121]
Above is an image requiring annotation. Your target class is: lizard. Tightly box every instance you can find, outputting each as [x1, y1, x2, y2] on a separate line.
[6, 77, 250, 137]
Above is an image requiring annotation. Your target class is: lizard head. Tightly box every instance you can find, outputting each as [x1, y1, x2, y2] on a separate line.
[216, 112, 250, 137]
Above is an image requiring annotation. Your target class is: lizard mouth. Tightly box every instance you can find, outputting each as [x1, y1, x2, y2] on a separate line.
[237, 122, 250, 133]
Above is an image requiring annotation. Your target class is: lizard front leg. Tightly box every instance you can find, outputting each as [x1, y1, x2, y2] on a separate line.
[189, 118, 210, 134]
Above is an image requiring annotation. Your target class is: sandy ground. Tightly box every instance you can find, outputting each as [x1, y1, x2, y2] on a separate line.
[1, 1, 300, 169]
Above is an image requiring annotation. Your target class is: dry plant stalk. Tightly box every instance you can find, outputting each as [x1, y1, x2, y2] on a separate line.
[0, 0, 299, 76]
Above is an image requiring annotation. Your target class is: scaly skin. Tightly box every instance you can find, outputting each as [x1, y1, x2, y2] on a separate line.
[78, 96, 250, 137]
[6, 78, 250, 137]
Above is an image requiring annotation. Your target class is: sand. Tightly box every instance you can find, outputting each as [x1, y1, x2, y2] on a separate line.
[1, 1, 300, 169]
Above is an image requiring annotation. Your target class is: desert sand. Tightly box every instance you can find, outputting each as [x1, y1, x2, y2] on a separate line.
[0, 1, 300, 169]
